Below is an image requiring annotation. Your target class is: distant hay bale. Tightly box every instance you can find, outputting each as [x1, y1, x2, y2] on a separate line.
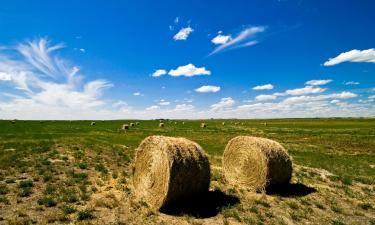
[182, 121, 185, 125]
[122, 124, 129, 130]
[174, 122, 177, 125]
[130, 123, 135, 127]
[91, 122, 96, 126]
[201, 123, 206, 128]
[223, 136, 292, 191]
[159, 123, 164, 128]
[133, 136, 210, 209]
[136, 122, 140, 125]
[222, 122, 225, 125]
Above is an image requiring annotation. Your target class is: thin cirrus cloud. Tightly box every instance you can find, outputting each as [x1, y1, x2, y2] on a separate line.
[173, 27, 194, 41]
[195, 85, 221, 93]
[0, 38, 113, 119]
[344, 81, 360, 85]
[252, 84, 274, 90]
[209, 26, 265, 55]
[305, 79, 332, 86]
[324, 48, 375, 66]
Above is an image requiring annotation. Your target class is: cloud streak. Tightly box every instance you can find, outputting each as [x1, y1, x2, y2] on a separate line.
[324, 49, 375, 66]
[209, 26, 265, 55]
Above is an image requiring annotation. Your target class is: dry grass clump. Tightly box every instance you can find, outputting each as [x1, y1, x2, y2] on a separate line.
[201, 123, 207, 128]
[159, 123, 164, 128]
[223, 136, 292, 191]
[133, 135, 210, 209]
[122, 124, 129, 130]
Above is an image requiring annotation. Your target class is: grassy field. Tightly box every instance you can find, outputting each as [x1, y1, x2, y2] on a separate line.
[0, 118, 374, 224]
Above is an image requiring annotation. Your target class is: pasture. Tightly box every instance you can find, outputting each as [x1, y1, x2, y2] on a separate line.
[0, 118, 374, 224]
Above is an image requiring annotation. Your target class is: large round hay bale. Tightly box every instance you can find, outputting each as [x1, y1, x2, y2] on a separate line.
[130, 122, 135, 127]
[133, 136, 210, 210]
[201, 123, 206, 128]
[91, 122, 96, 126]
[122, 124, 129, 130]
[159, 122, 164, 128]
[223, 136, 292, 191]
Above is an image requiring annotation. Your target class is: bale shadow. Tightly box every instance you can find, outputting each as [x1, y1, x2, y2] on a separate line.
[160, 190, 240, 218]
[266, 183, 317, 197]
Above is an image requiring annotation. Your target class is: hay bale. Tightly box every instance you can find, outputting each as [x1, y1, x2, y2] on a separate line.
[201, 123, 206, 128]
[136, 122, 140, 125]
[130, 123, 135, 127]
[122, 124, 129, 130]
[174, 122, 177, 125]
[133, 136, 210, 209]
[91, 122, 96, 126]
[182, 121, 185, 125]
[159, 122, 164, 128]
[223, 136, 292, 191]
[222, 122, 225, 125]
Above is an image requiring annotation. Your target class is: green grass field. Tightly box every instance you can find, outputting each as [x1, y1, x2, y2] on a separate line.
[0, 118, 374, 224]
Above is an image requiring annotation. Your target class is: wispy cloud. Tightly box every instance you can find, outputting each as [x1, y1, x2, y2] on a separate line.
[173, 27, 194, 41]
[324, 49, 375, 66]
[305, 79, 332, 86]
[344, 81, 360, 85]
[252, 84, 274, 90]
[255, 94, 277, 101]
[209, 26, 265, 55]
[0, 38, 113, 119]
[195, 85, 221, 93]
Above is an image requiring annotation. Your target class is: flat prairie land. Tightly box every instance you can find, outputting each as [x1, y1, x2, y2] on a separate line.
[0, 118, 374, 225]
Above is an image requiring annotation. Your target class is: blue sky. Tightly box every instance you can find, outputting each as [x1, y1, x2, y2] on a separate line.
[0, 0, 374, 119]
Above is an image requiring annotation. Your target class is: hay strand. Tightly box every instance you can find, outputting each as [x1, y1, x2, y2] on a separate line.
[223, 136, 292, 191]
[133, 136, 210, 209]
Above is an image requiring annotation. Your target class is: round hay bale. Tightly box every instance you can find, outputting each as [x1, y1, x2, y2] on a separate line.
[133, 136, 210, 209]
[136, 122, 140, 125]
[223, 136, 292, 191]
[200, 123, 206, 128]
[91, 122, 96, 126]
[222, 122, 225, 125]
[130, 123, 135, 127]
[159, 122, 164, 128]
[182, 121, 185, 125]
[122, 124, 129, 130]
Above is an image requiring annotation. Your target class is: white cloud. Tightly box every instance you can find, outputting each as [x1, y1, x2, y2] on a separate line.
[211, 34, 231, 45]
[344, 81, 360, 85]
[133, 92, 141, 96]
[210, 97, 235, 111]
[174, 17, 179, 24]
[79, 48, 85, 53]
[255, 94, 277, 101]
[368, 95, 375, 99]
[210, 26, 265, 55]
[252, 84, 274, 90]
[152, 69, 167, 77]
[0, 38, 113, 119]
[285, 86, 326, 95]
[173, 27, 193, 41]
[195, 85, 220, 93]
[158, 99, 170, 106]
[324, 49, 375, 66]
[168, 64, 211, 77]
[305, 79, 332, 86]
[146, 105, 159, 110]
[174, 104, 194, 111]
[330, 99, 340, 104]
[0, 72, 11, 81]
